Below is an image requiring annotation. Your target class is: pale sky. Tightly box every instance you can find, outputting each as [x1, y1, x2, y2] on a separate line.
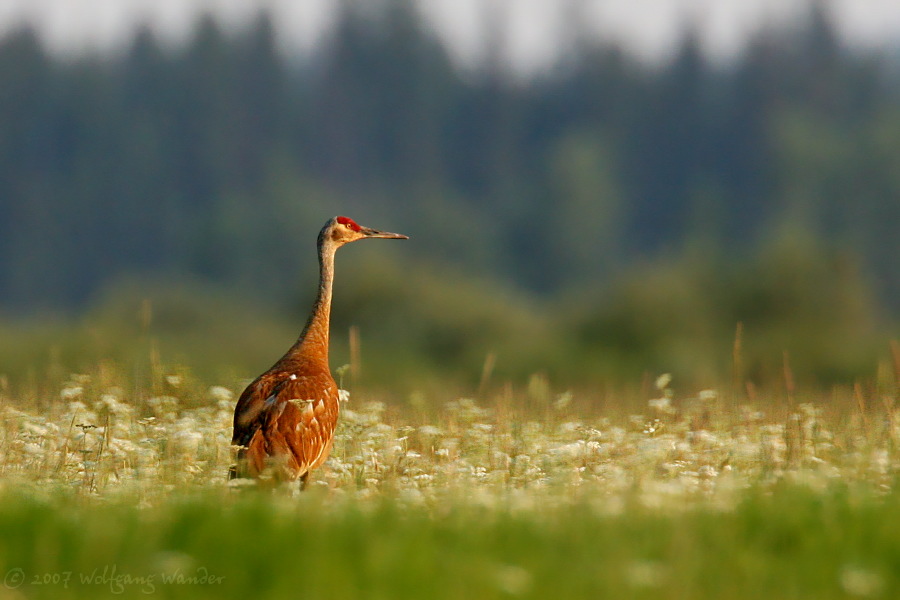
[1, 0, 900, 69]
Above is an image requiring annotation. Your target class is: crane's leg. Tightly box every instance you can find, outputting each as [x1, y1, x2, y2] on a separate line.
[299, 472, 309, 491]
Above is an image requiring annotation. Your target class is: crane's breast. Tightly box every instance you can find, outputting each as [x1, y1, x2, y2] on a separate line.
[267, 372, 340, 475]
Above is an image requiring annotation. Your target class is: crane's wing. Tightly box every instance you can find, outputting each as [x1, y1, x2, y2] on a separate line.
[232, 375, 288, 448]
[231, 371, 339, 480]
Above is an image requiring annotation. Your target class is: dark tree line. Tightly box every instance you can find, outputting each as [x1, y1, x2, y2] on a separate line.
[1, 3, 899, 315]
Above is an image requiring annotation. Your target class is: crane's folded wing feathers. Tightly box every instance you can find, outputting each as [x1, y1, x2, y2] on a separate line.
[231, 371, 340, 478]
[232, 376, 287, 448]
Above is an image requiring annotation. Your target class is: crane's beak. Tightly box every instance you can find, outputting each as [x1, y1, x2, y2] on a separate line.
[360, 227, 408, 240]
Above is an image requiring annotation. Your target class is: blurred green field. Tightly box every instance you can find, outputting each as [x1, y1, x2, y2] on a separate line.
[1, 482, 899, 600]
[0, 365, 898, 599]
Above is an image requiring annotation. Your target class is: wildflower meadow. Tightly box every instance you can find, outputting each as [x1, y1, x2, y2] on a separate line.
[1, 365, 899, 599]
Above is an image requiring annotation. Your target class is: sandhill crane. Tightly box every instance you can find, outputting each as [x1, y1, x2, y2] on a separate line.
[230, 216, 407, 486]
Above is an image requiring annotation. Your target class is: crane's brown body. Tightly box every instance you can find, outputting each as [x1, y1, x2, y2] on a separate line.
[231, 359, 340, 482]
[230, 216, 406, 485]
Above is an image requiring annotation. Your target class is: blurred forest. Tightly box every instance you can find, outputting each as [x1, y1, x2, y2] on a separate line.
[1, 2, 898, 395]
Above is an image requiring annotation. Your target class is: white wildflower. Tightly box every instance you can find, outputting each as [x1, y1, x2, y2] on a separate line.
[648, 397, 674, 413]
[22, 442, 44, 456]
[418, 425, 442, 437]
[21, 422, 48, 437]
[698, 389, 718, 402]
[554, 392, 572, 410]
[553, 441, 585, 460]
[698, 465, 718, 479]
[60, 386, 84, 401]
[655, 373, 672, 390]
[208, 386, 234, 404]
[173, 430, 203, 454]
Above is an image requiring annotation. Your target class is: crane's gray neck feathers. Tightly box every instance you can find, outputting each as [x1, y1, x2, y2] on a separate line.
[295, 237, 337, 364]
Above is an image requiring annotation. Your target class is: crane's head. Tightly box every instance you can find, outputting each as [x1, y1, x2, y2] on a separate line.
[320, 216, 408, 249]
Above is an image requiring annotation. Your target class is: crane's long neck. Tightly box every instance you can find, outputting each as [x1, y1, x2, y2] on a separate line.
[294, 239, 337, 364]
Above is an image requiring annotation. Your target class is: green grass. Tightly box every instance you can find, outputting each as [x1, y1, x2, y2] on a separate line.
[0, 371, 898, 598]
[0, 484, 898, 599]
